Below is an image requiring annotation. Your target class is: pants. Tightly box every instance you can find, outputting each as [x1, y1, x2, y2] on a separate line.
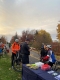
[11, 53, 16, 66]
[22, 54, 29, 64]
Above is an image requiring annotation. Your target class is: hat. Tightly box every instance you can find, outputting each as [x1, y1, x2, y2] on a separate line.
[15, 39, 19, 42]
[47, 45, 51, 48]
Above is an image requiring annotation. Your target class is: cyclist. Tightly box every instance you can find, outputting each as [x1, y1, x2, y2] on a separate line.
[11, 39, 20, 68]
[47, 45, 56, 67]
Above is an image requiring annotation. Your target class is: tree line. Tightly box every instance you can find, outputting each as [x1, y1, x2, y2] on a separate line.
[0, 23, 60, 55]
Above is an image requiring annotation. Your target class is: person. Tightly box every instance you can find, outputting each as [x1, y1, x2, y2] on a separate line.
[21, 39, 30, 64]
[47, 45, 56, 67]
[40, 44, 48, 61]
[41, 45, 49, 63]
[11, 39, 20, 68]
[0, 42, 5, 56]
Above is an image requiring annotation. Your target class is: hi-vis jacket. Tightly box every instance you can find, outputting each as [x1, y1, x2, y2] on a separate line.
[11, 42, 20, 54]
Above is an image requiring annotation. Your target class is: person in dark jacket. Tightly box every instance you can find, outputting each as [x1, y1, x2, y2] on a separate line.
[21, 39, 30, 64]
[40, 44, 48, 62]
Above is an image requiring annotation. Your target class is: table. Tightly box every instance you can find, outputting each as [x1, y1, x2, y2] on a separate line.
[22, 64, 59, 80]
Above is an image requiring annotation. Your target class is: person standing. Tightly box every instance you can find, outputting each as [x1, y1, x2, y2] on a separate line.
[21, 39, 30, 64]
[11, 39, 20, 68]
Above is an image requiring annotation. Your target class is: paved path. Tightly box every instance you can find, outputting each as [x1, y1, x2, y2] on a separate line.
[8, 49, 40, 63]
[29, 50, 40, 63]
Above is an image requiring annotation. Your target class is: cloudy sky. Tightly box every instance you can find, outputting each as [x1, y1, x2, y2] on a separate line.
[0, 0, 60, 42]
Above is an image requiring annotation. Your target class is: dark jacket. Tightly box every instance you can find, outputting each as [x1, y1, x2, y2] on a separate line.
[21, 42, 30, 64]
[40, 48, 48, 57]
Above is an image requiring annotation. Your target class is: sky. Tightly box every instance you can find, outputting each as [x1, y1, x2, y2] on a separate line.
[0, 0, 60, 42]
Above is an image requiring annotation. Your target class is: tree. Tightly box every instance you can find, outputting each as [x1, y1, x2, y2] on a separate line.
[38, 30, 52, 44]
[0, 36, 6, 44]
[21, 30, 35, 42]
[10, 32, 19, 44]
[32, 30, 52, 50]
[57, 24, 60, 41]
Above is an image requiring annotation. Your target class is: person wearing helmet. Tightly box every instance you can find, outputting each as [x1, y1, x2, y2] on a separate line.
[11, 39, 20, 68]
[47, 45, 56, 67]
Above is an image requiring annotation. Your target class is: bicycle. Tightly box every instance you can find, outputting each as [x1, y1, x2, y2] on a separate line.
[52, 60, 60, 72]
[13, 51, 22, 72]
[40, 56, 60, 72]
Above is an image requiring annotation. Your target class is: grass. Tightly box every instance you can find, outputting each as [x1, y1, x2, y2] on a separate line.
[0, 54, 22, 80]
[56, 55, 60, 60]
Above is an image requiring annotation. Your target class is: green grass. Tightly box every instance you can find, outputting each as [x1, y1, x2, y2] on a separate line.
[0, 54, 22, 80]
[56, 55, 60, 60]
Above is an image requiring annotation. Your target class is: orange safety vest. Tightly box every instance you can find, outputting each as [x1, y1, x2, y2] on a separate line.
[11, 42, 20, 54]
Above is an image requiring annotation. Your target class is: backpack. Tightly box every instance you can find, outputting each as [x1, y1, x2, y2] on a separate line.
[51, 51, 56, 63]
[0, 48, 3, 53]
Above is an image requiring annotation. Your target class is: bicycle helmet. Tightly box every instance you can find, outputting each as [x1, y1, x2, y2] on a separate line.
[15, 39, 19, 42]
[47, 45, 51, 48]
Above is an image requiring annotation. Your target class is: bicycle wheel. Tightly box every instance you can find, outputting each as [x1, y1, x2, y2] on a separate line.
[55, 61, 60, 72]
[13, 59, 22, 72]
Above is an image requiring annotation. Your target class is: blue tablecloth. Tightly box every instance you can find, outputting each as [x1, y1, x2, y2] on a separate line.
[22, 64, 58, 80]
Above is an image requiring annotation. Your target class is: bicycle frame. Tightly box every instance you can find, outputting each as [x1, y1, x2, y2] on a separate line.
[13, 51, 22, 72]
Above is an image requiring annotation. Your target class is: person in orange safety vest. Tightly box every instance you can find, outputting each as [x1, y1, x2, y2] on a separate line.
[11, 39, 20, 68]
